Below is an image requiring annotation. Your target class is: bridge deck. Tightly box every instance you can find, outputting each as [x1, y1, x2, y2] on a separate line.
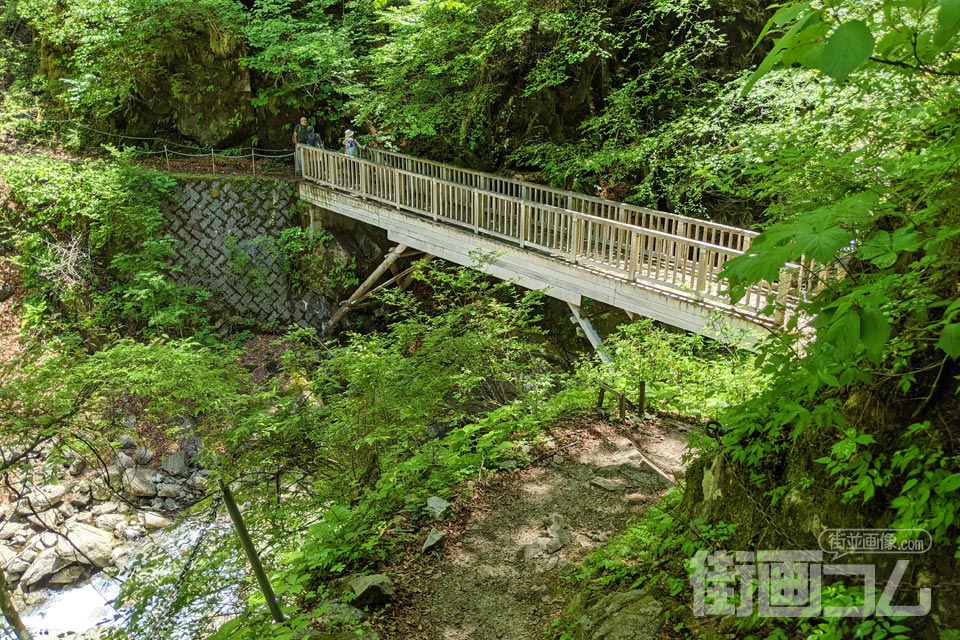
[298, 146, 807, 339]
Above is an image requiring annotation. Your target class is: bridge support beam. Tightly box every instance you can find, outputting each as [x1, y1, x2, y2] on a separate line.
[568, 303, 612, 365]
[323, 244, 408, 336]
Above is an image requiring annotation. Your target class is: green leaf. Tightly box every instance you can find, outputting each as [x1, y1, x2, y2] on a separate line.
[824, 309, 861, 359]
[860, 306, 890, 363]
[743, 10, 822, 95]
[819, 20, 875, 82]
[937, 322, 960, 358]
[936, 473, 960, 493]
[800, 225, 852, 263]
[935, 0, 960, 49]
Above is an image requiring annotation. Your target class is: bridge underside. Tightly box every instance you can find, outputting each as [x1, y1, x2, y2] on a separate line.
[300, 184, 765, 343]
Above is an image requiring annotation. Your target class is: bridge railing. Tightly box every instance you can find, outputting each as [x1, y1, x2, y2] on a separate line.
[301, 146, 797, 324]
[359, 147, 758, 253]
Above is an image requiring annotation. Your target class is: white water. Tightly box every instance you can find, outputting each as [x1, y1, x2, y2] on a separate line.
[16, 520, 236, 638]
[20, 572, 122, 636]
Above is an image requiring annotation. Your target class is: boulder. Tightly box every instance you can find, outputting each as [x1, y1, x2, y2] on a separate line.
[547, 513, 572, 546]
[20, 547, 70, 588]
[95, 514, 127, 532]
[92, 501, 123, 516]
[118, 433, 137, 450]
[580, 590, 663, 640]
[160, 451, 189, 477]
[16, 484, 67, 514]
[24, 509, 61, 530]
[0, 521, 28, 541]
[140, 512, 171, 530]
[347, 574, 395, 608]
[57, 523, 116, 568]
[316, 601, 368, 624]
[116, 451, 136, 469]
[4, 556, 31, 576]
[613, 461, 673, 491]
[48, 564, 86, 585]
[119, 526, 145, 541]
[0, 545, 16, 566]
[157, 483, 182, 498]
[590, 477, 622, 492]
[58, 501, 78, 519]
[111, 545, 131, 568]
[134, 446, 153, 465]
[122, 468, 158, 497]
[68, 458, 87, 476]
[187, 471, 208, 491]
[518, 537, 552, 562]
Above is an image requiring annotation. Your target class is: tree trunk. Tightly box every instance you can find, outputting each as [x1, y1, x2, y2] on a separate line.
[0, 569, 32, 640]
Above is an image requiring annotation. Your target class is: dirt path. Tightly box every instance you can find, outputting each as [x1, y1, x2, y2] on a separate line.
[374, 419, 689, 640]
[0, 259, 25, 363]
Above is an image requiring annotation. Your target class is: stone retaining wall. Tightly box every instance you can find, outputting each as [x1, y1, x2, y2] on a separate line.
[166, 176, 328, 326]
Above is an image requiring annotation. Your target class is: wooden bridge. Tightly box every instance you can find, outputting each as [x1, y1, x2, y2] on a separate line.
[298, 145, 807, 345]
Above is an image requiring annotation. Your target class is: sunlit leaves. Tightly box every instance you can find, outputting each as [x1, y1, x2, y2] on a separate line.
[745, 0, 960, 91]
[240, 0, 358, 113]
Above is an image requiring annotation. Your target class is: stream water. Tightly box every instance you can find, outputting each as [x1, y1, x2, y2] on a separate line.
[20, 572, 122, 637]
[16, 519, 232, 638]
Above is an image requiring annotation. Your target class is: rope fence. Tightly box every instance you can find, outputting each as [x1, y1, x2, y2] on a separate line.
[3, 116, 300, 177]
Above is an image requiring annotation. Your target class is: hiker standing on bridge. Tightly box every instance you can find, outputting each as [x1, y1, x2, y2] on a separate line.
[293, 116, 310, 176]
[343, 129, 363, 157]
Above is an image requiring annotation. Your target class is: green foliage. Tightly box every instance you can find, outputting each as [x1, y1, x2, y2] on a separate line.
[745, 0, 960, 93]
[550, 492, 740, 639]
[240, 0, 360, 116]
[269, 226, 358, 296]
[578, 318, 766, 419]
[0, 151, 209, 335]
[190, 265, 562, 636]
[223, 233, 271, 289]
[714, 0, 960, 561]
[507, 0, 753, 215]
[15, 0, 246, 121]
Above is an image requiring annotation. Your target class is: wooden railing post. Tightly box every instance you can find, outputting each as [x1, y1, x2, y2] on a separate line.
[774, 266, 796, 326]
[473, 190, 481, 233]
[697, 249, 709, 292]
[394, 171, 401, 209]
[629, 232, 640, 281]
[519, 203, 527, 248]
[359, 160, 367, 195]
[432, 180, 439, 222]
[570, 217, 582, 263]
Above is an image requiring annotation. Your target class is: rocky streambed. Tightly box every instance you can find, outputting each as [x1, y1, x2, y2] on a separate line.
[1, 433, 209, 632]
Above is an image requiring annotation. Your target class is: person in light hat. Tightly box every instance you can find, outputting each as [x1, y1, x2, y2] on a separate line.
[343, 129, 361, 157]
